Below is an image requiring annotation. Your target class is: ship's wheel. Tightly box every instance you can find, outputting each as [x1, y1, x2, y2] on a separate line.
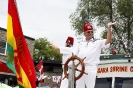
[63, 53, 88, 84]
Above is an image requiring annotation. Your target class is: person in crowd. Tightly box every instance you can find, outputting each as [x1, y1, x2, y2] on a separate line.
[49, 36, 74, 88]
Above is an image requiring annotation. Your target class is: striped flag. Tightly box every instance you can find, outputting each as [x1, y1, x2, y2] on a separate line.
[36, 60, 44, 81]
[6, 0, 36, 88]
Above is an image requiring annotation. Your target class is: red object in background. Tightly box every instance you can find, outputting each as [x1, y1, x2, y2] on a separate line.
[36, 60, 44, 75]
[0, 61, 14, 74]
[36, 60, 44, 81]
[36, 60, 44, 76]
[112, 49, 117, 55]
[39, 79, 44, 83]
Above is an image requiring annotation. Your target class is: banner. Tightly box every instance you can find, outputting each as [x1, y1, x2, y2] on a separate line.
[97, 63, 133, 78]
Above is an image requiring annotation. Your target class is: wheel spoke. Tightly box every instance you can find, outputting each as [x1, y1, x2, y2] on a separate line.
[68, 66, 72, 69]
[75, 62, 80, 67]
[72, 60, 75, 66]
[76, 68, 82, 72]
[82, 57, 86, 61]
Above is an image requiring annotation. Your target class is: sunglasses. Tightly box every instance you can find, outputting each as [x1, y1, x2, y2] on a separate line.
[87, 31, 93, 34]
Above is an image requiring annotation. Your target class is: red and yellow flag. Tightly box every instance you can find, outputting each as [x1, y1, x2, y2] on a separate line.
[6, 0, 36, 88]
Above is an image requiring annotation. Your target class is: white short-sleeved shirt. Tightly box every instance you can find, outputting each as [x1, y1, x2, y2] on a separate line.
[73, 39, 110, 64]
[60, 47, 73, 68]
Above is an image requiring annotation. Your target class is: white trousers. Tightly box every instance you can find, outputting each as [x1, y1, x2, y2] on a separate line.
[60, 71, 68, 88]
[76, 65, 97, 88]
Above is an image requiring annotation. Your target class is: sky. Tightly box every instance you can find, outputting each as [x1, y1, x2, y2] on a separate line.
[0, 0, 102, 47]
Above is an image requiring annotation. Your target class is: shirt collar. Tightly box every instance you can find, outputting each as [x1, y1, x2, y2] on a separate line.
[83, 38, 94, 42]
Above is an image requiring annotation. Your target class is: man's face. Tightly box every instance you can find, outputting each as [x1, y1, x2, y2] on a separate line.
[84, 30, 93, 39]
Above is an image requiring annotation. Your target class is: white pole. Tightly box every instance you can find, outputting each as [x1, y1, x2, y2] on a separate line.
[112, 77, 115, 88]
[68, 65, 75, 88]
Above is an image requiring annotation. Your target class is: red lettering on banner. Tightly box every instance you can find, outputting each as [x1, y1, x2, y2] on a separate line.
[97, 67, 108, 73]
[98, 65, 133, 74]
[130, 66, 133, 72]
[110, 66, 128, 72]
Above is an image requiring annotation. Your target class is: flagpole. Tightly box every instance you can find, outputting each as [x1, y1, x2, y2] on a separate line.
[13, 0, 22, 27]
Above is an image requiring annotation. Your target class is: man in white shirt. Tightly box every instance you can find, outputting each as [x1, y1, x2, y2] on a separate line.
[49, 36, 74, 88]
[73, 22, 117, 88]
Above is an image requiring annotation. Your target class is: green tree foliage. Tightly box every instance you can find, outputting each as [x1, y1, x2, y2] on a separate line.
[70, 0, 133, 54]
[33, 38, 62, 60]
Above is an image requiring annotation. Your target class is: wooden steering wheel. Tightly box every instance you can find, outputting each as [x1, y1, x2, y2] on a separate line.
[63, 53, 88, 82]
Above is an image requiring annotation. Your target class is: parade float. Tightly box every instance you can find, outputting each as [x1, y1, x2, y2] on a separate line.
[95, 54, 133, 88]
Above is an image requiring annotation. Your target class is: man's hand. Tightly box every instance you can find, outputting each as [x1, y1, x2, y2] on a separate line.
[105, 22, 117, 45]
[49, 41, 53, 45]
[108, 22, 117, 28]
[49, 41, 60, 52]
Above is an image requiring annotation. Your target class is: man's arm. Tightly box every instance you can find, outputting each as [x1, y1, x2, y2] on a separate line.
[49, 41, 60, 52]
[105, 22, 117, 45]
